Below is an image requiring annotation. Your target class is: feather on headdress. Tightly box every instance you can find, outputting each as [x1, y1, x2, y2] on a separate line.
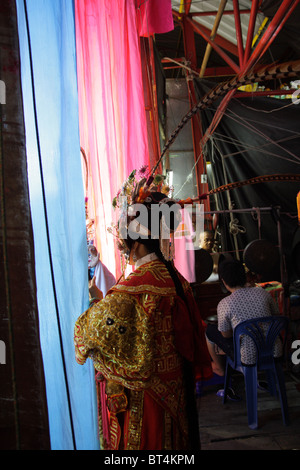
[108, 166, 180, 261]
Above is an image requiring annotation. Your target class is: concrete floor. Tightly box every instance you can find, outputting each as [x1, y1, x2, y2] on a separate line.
[197, 368, 300, 450]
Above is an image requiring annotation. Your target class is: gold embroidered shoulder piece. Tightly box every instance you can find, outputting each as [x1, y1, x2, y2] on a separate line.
[74, 293, 155, 389]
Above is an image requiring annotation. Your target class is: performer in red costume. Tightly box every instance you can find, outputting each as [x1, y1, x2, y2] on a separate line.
[74, 168, 212, 450]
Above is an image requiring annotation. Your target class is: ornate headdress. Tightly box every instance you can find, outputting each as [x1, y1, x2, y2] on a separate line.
[108, 165, 181, 263]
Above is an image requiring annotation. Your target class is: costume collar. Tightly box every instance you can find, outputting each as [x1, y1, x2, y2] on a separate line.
[135, 252, 158, 268]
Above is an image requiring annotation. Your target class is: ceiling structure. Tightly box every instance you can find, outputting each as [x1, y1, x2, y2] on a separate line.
[152, 0, 300, 199]
[149, 0, 300, 275]
[157, 0, 300, 80]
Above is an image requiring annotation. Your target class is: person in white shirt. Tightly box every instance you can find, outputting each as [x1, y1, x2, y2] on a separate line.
[205, 259, 280, 376]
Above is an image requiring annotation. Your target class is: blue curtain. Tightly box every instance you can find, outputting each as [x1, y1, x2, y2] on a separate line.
[16, 0, 99, 450]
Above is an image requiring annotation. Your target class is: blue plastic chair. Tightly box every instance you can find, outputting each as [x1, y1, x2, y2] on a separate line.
[223, 316, 289, 429]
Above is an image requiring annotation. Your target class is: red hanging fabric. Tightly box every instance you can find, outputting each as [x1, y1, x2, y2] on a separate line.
[75, 0, 151, 278]
[136, 0, 174, 36]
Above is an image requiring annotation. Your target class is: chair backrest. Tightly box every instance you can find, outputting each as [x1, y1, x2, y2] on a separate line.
[232, 316, 289, 368]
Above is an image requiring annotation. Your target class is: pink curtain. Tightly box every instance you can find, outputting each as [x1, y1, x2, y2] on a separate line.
[75, 0, 150, 277]
[136, 0, 174, 36]
[75, 0, 174, 279]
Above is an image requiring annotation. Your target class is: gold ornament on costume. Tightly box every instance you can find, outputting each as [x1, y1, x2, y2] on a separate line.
[75, 292, 155, 389]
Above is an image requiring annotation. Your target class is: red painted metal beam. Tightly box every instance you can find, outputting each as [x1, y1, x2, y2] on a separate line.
[184, 0, 192, 15]
[173, 9, 239, 57]
[140, 37, 161, 170]
[181, 15, 203, 188]
[171, 0, 300, 200]
[232, 0, 244, 67]
[243, 0, 259, 66]
[205, 88, 236, 139]
[181, 15, 198, 69]
[185, 16, 240, 73]
[181, 15, 209, 206]
[243, 0, 300, 72]
[200, 0, 300, 151]
[148, 36, 161, 161]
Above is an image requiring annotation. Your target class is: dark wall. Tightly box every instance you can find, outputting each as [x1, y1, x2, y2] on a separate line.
[0, 0, 50, 450]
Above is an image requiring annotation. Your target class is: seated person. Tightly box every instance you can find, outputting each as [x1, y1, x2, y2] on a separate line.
[205, 259, 281, 379]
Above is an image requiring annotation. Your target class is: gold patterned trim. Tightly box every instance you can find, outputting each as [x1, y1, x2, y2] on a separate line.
[110, 414, 121, 449]
[112, 283, 176, 295]
[126, 390, 144, 450]
[110, 260, 191, 297]
[147, 375, 188, 442]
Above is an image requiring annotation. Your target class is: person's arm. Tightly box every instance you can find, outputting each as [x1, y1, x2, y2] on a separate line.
[217, 299, 233, 338]
[89, 275, 103, 302]
[221, 329, 233, 338]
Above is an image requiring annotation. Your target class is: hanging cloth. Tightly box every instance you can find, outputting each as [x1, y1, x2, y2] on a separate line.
[136, 0, 174, 36]
[74, 0, 151, 279]
[16, 0, 99, 450]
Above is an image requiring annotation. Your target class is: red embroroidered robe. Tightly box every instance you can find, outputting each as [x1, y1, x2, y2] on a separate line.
[74, 259, 212, 450]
